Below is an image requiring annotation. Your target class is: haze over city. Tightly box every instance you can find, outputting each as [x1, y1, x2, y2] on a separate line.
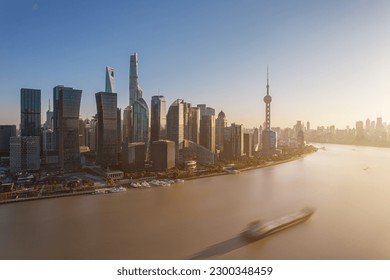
[1, 0, 390, 129]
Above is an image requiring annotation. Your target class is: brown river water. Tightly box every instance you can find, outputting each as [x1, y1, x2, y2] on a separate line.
[1, 144, 390, 259]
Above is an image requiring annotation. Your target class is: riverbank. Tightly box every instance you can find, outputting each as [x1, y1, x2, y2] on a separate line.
[183, 150, 316, 181]
[0, 148, 317, 204]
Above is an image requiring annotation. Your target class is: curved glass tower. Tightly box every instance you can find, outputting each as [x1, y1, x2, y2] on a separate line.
[132, 97, 149, 146]
[167, 99, 184, 147]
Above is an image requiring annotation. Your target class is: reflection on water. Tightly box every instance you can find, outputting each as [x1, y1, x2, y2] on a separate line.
[1, 144, 390, 259]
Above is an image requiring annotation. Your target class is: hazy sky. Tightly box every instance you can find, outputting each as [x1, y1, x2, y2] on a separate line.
[1, 0, 390, 129]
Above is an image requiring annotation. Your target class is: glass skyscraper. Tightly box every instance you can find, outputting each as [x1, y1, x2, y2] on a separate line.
[53, 85, 82, 171]
[167, 99, 184, 147]
[150, 95, 167, 143]
[96, 92, 118, 167]
[132, 98, 149, 146]
[20, 88, 41, 137]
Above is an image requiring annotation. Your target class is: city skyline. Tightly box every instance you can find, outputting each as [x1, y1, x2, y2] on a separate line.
[1, 1, 390, 129]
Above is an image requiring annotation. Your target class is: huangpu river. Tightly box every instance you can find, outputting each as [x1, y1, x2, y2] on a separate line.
[2, 144, 390, 260]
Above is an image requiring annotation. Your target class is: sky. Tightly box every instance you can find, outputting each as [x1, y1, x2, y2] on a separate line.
[1, 0, 390, 129]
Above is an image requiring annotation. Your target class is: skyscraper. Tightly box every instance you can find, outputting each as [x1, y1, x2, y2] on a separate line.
[261, 68, 277, 155]
[215, 110, 227, 151]
[9, 136, 40, 173]
[0, 125, 16, 157]
[132, 98, 149, 148]
[189, 107, 200, 144]
[167, 99, 184, 147]
[129, 52, 142, 106]
[200, 115, 216, 153]
[105, 66, 115, 93]
[96, 92, 118, 167]
[123, 105, 133, 143]
[53, 85, 82, 171]
[151, 96, 167, 142]
[20, 88, 41, 137]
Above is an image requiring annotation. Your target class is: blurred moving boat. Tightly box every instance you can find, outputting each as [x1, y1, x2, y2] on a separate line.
[242, 207, 315, 241]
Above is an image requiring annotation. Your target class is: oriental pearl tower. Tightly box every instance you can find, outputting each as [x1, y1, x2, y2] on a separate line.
[261, 67, 277, 155]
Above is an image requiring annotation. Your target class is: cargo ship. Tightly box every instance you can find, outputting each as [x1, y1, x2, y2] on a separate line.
[242, 207, 315, 241]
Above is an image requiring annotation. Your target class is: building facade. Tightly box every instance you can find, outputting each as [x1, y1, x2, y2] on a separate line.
[150, 95, 167, 142]
[96, 92, 118, 167]
[132, 98, 149, 146]
[167, 99, 184, 147]
[53, 85, 82, 171]
[9, 136, 40, 173]
[215, 110, 227, 151]
[0, 125, 16, 157]
[151, 140, 175, 170]
[200, 114, 215, 153]
[20, 88, 41, 137]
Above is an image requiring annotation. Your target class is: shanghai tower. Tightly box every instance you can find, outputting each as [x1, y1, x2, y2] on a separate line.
[129, 52, 142, 106]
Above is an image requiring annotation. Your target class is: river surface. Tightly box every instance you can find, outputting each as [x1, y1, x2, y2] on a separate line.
[1, 144, 390, 260]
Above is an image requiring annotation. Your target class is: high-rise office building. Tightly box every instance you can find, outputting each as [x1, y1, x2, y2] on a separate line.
[167, 99, 184, 147]
[189, 107, 200, 144]
[151, 140, 175, 170]
[200, 115, 215, 153]
[151, 96, 167, 142]
[183, 102, 192, 140]
[53, 85, 82, 171]
[20, 88, 41, 137]
[129, 52, 142, 106]
[105, 66, 115, 93]
[95, 92, 118, 167]
[197, 104, 206, 119]
[232, 123, 244, 159]
[9, 136, 40, 173]
[123, 105, 133, 143]
[215, 110, 227, 151]
[132, 98, 149, 147]
[261, 69, 277, 155]
[244, 132, 253, 157]
[0, 125, 16, 157]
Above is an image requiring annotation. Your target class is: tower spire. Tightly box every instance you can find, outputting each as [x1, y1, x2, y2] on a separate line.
[48, 98, 51, 111]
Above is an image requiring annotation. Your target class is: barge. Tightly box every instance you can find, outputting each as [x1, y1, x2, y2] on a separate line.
[242, 207, 315, 240]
